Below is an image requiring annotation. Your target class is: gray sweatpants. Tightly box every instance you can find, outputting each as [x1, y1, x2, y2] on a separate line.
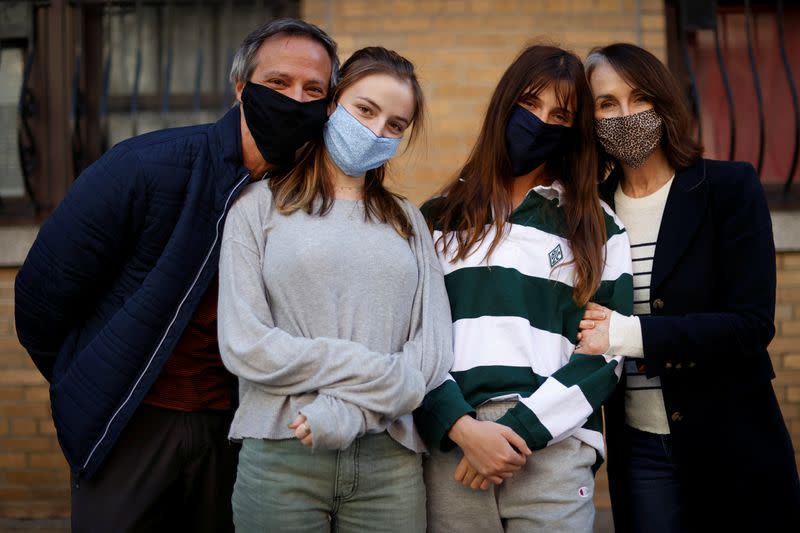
[423, 401, 597, 533]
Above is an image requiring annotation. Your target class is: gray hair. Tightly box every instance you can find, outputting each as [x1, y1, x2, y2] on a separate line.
[229, 18, 339, 91]
[584, 49, 609, 81]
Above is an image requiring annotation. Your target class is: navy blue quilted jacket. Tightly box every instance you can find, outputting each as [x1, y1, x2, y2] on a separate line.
[15, 105, 251, 480]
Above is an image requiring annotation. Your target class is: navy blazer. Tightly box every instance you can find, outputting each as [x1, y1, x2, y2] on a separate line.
[600, 159, 800, 532]
[15, 106, 251, 479]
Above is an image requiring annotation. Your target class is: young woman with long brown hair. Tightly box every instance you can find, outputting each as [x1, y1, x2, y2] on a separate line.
[217, 47, 453, 532]
[414, 45, 633, 532]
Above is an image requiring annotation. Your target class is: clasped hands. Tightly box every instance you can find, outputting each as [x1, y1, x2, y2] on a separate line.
[447, 415, 532, 491]
[289, 414, 314, 447]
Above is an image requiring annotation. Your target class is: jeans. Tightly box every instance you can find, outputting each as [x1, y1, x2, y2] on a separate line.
[233, 433, 425, 533]
[622, 425, 686, 533]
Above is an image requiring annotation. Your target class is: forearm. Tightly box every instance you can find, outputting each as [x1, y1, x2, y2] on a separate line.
[414, 378, 475, 451]
[300, 394, 392, 451]
[496, 354, 622, 449]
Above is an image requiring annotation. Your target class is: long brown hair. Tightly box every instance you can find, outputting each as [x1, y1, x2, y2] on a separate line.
[429, 44, 605, 306]
[585, 43, 703, 173]
[269, 47, 425, 238]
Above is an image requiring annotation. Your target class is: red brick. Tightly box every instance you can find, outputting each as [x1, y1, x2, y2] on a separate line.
[781, 321, 800, 337]
[23, 386, 50, 402]
[788, 387, 800, 403]
[0, 499, 70, 520]
[28, 452, 67, 469]
[10, 418, 37, 436]
[777, 286, 800, 303]
[0, 268, 16, 282]
[0, 315, 13, 336]
[0, 403, 51, 418]
[38, 419, 57, 436]
[782, 253, 800, 269]
[2, 437, 54, 452]
[783, 353, 800, 371]
[0, 386, 26, 401]
[0, 370, 46, 386]
[776, 304, 794, 320]
[0, 468, 70, 485]
[778, 271, 800, 286]
[0, 353, 37, 370]
[0, 453, 26, 468]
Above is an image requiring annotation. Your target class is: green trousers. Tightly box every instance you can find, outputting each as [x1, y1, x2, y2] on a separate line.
[233, 432, 425, 532]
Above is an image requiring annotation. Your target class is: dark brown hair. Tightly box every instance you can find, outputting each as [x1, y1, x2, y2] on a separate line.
[269, 46, 425, 238]
[429, 45, 606, 306]
[586, 43, 703, 172]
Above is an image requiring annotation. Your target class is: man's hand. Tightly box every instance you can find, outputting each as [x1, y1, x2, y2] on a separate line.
[454, 457, 492, 490]
[289, 414, 313, 447]
[576, 302, 611, 355]
[447, 416, 531, 484]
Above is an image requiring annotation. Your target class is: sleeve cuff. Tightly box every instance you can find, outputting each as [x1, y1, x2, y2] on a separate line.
[608, 311, 644, 358]
[413, 379, 475, 452]
[495, 404, 551, 451]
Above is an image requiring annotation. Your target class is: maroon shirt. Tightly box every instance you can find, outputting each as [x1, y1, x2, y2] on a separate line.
[143, 276, 236, 411]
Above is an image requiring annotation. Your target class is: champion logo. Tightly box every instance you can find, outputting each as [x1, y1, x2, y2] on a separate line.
[578, 486, 591, 498]
[548, 244, 564, 267]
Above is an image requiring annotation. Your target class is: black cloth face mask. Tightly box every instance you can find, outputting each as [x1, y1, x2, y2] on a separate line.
[240, 81, 328, 167]
[505, 105, 570, 177]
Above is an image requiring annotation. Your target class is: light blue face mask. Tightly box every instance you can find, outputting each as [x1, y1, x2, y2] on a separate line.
[323, 104, 403, 177]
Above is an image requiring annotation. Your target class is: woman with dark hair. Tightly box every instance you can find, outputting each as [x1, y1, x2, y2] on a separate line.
[415, 45, 633, 532]
[579, 43, 800, 533]
[217, 47, 453, 532]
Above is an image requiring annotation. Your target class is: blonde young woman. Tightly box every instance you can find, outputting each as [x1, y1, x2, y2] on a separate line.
[218, 47, 452, 532]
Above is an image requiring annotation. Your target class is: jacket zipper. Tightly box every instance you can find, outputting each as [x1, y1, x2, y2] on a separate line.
[81, 172, 251, 472]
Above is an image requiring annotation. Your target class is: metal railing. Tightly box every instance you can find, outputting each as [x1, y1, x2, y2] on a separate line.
[0, 0, 295, 219]
[677, 0, 800, 197]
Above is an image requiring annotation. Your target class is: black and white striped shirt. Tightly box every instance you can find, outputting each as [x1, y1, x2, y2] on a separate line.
[613, 178, 674, 434]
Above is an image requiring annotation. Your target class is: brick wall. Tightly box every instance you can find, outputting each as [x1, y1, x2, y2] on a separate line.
[774, 253, 800, 469]
[302, 0, 666, 206]
[0, 268, 70, 519]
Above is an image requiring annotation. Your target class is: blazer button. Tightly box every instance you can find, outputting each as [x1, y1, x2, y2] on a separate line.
[665, 361, 673, 369]
[689, 362, 696, 369]
[671, 411, 684, 422]
[675, 362, 683, 370]
[652, 298, 665, 310]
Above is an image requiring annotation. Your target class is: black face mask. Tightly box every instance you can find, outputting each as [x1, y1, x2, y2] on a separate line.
[505, 105, 570, 177]
[241, 81, 328, 167]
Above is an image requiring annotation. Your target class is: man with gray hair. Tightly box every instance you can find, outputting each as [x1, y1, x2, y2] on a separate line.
[14, 18, 337, 532]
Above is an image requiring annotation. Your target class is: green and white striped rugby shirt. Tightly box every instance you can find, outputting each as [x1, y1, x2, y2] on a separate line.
[415, 182, 633, 464]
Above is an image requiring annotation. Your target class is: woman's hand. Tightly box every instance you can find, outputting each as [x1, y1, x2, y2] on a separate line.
[454, 457, 493, 490]
[447, 416, 531, 484]
[289, 414, 314, 447]
[576, 302, 611, 355]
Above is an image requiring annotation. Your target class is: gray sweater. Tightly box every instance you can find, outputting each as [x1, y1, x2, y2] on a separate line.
[218, 182, 453, 453]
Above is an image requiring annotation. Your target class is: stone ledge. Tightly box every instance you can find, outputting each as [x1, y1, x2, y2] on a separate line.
[773, 211, 800, 253]
[0, 211, 796, 268]
[0, 226, 38, 268]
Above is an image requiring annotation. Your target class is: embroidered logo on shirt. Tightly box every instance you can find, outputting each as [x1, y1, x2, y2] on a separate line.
[578, 486, 591, 498]
[548, 244, 564, 267]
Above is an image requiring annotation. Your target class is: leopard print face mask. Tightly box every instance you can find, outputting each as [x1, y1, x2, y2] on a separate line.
[595, 109, 663, 168]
